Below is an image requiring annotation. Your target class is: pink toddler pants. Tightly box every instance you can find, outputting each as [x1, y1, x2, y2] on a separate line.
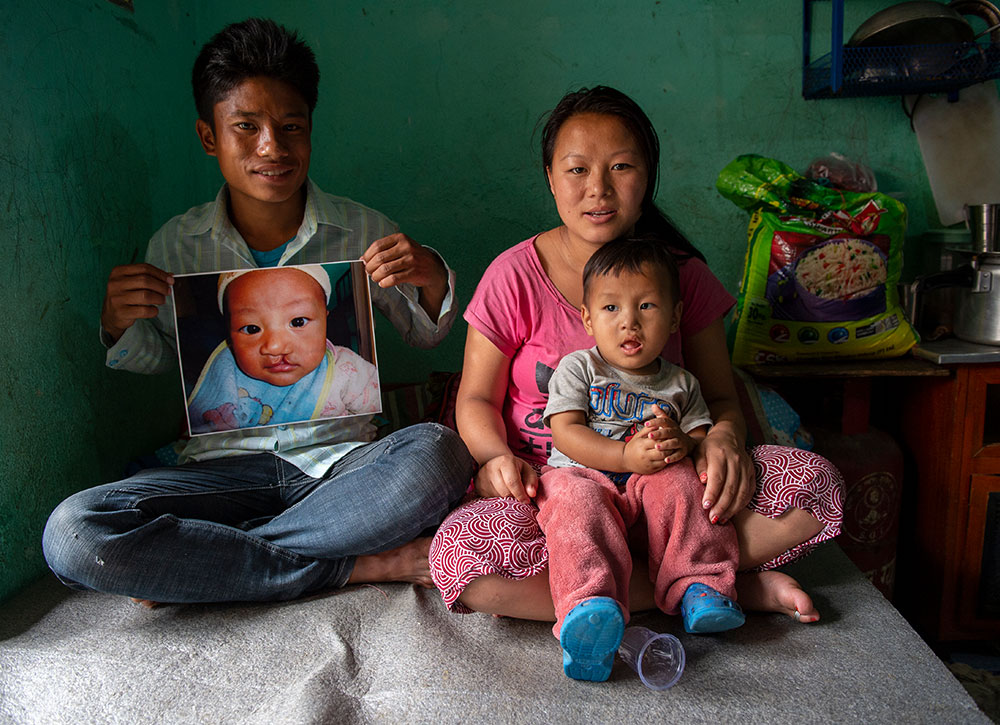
[537, 460, 738, 638]
[429, 444, 844, 614]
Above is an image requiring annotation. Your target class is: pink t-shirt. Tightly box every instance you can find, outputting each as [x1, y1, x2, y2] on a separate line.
[464, 235, 735, 468]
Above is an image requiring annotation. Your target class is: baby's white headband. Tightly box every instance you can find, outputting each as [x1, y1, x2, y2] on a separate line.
[217, 265, 332, 314]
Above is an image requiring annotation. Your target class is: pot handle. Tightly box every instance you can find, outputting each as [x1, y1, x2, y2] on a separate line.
[906, 265, 975, 327]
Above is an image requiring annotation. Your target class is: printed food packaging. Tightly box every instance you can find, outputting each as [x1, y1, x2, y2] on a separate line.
[717, 154, 917, 365]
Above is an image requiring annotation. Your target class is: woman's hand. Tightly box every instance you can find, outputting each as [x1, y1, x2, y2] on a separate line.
[692, 425, 755, 524]
[681, 319, 754, 525]
[474, 453, 538, 502]
[458, 328, 538, 502]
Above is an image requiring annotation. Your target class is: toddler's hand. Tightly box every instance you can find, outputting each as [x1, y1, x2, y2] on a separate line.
[622, 428, 668, 474]
[644, 405, 694, 464]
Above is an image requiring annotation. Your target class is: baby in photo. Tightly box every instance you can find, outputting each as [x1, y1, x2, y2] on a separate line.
[186, 264, 380, 434]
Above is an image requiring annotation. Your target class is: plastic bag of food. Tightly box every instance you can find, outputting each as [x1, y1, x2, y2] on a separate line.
[804, 152, 878, 192]
[717, 154, 917, 365]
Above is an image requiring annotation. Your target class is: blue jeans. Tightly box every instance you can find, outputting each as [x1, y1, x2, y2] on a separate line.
[42, 423, 474, 603]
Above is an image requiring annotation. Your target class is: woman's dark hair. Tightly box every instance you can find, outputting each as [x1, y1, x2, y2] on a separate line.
[192, 18, 320, 125]
[540, 86, 705, 263]
[582, 235, 680, 304]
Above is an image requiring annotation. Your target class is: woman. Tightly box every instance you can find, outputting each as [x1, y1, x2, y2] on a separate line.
[429, 86, 843, 622]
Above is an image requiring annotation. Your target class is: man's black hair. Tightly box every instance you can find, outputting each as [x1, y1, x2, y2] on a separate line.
[582, 235, 681, 303]
[192, 18, 319, 125]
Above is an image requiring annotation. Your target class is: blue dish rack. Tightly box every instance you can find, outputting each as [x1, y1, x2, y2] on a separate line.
[803, 0, 1000, 99]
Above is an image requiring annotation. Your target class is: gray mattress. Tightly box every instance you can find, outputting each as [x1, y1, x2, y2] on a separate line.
[0, 542, 987, 724]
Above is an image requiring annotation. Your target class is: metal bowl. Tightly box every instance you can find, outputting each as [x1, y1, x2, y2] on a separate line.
[848, 1, 974, 46]
[949, 0, 1000, 41]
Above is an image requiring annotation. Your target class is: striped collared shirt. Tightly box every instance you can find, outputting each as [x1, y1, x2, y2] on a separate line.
[104, 179, 456, 477]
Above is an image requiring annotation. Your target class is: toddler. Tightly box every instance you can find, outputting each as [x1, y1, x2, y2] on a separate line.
[540, 236, 744, 682]
[186, 264, 380, 434]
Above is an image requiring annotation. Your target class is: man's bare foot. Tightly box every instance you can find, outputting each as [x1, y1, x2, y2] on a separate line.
[347, 537, 434, 588]
[129, 597, 161, 609]
[736, 570, 820, 623]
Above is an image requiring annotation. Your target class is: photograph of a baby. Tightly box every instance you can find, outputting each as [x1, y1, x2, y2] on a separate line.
[172, 263, 380, 435]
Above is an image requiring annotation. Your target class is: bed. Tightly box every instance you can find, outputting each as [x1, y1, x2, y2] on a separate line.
[0, 374, 987, 723]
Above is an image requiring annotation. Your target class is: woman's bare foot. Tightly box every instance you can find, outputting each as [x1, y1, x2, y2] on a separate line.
[736, 570, 820, 623]
[347, 537, 435, 588]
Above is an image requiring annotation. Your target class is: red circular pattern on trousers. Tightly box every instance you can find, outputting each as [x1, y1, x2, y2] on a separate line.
[429, 445, 844, 611]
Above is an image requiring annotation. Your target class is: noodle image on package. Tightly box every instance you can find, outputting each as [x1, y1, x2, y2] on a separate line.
[717, 154, 917, 365]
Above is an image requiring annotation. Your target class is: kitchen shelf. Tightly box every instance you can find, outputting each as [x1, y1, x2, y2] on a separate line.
[803, 0, 1000, 99]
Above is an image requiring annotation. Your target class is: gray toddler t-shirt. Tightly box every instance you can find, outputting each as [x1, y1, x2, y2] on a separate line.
[543, 346, 713, 473]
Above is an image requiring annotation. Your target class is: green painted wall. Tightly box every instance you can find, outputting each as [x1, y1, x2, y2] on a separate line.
[0, 1, 203, 601]
[2, 1, 943, 600]
[200, 0, 939, 378]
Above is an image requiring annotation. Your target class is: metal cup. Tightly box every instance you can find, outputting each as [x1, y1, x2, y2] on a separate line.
[965, 203, 1000, 254]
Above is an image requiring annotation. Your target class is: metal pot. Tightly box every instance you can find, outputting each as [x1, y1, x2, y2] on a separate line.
[954, 254, 1000, 344]
[907, 253, 1000, 345]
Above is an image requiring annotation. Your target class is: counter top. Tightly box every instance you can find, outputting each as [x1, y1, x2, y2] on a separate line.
[741, 356, 949, 379]
[912, 338, 1000, 365]
[740, 340, 1000, 378]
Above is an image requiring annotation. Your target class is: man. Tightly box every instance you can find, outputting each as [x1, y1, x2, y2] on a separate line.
[42, 17, 474, 604]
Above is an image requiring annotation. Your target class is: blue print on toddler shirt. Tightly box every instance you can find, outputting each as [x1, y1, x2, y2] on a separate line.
[589, 383, 679, 486]
[588, 382, 678, 427]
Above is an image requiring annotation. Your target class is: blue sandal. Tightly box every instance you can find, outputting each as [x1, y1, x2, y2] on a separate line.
[559, 597, 625, 681]
[681, 583, 745, 634]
